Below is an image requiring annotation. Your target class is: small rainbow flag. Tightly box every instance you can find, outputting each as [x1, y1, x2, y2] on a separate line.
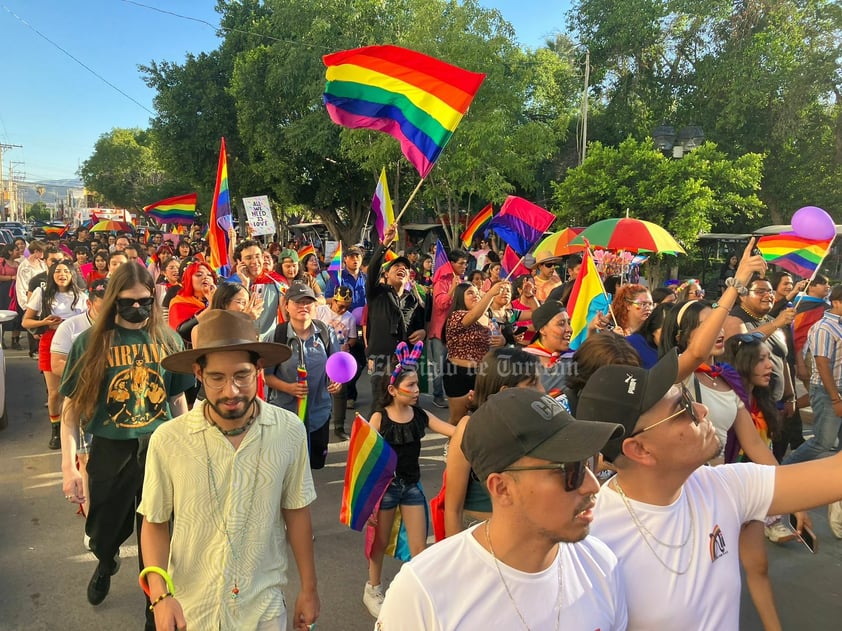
[328, 242, 343, 282]
[757, 233, 832, 278]
[298, 244, 316, 260]
[461, 203, 493, 248]
[372, 168, 395, 241]
[341, 414, 398, 531]
[43, 224, 68, 237]
[143, 193, 197, 226]
[567, 247, 611, 350]
[323, 45, 486, 178]
[384, 249, 398, 263]
[208, 137, 232, 272]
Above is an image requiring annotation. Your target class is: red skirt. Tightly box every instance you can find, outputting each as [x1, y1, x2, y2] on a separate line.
[38, 328, 57, 372]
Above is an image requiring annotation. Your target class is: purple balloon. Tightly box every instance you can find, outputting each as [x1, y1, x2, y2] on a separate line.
[792, 206, 836, 241]
[326, 351, 357, 383]
[352, 306, 365, 326]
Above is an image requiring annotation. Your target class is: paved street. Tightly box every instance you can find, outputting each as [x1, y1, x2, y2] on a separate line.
[1, 349, 842, 630]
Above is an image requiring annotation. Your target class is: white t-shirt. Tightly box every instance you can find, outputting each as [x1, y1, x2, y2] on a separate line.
[590, 463, 775, 631]
[315, 305, 357, 343]
[376, 524, 627, 631]
[683, 375, 744, 455]
[50, 311, 93, 355]
[26, 286, 87, 320]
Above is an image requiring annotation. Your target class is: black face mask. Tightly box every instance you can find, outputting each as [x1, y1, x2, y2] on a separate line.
[116, 297, 154, 323]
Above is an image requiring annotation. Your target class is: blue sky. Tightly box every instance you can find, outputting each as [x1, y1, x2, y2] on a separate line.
[0, 0, 571, 183]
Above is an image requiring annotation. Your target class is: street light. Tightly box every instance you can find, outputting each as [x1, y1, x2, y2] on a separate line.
[652, 124, 705, 158]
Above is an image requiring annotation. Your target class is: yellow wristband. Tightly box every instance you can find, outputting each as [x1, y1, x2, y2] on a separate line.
[149, 591, 173, 611]
[139, 566, 175, 598]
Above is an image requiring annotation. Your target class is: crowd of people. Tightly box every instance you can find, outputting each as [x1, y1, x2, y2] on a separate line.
[5, 220, 842, 630]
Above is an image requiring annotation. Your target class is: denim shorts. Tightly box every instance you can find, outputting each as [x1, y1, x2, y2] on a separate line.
[380, 478, 426, 510]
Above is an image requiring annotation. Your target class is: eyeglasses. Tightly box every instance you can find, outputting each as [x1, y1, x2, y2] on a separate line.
[115, 297, 154, 309]
[748, 288, 773, 296]
[202, 370, 257, 391]
[629, 386, 699, 437]
[625, 299, 654, 310]
[502, 456, 596, 492]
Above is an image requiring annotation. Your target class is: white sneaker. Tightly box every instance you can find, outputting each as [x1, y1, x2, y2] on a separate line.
[828, 500, 842, 539]
[764, 519, 796, 544]
[363, 582, 384, 617]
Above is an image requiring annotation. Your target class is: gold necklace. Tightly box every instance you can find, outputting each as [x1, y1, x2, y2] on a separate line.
[484, 520, 562, 631]
[613, 478, 695, 575]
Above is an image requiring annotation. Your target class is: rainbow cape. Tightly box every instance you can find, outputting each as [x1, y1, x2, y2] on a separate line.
[460, 203, 493, 248]
[323, 45, 486, 178]
[298, 244, 316, 260]
[372, 168, 395, 241]
[757, 233, 832, 278]
[208, 138, 232, 272]
[340, 414, 398, 531]
[487, 196, 555, 256]
[567, 248, 611, 349]
[143, 193, 197, 226]
[328, 242, 343, 282]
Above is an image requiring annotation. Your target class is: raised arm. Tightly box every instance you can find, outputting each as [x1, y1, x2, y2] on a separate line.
[461, 282, 505, 327]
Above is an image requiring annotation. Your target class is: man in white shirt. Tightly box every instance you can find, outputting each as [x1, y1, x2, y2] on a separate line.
[376, 389, 628, 630]
[577, 351, 842, 630]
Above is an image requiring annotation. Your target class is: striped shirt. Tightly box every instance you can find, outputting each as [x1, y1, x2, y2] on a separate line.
[139, 399, 316, 631]
[806, 312, 842, 388]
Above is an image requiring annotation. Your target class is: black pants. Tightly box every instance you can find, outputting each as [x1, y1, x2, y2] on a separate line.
[773, 408, 805, 462]
[368, 354, 393, 418]
[86, 435, 154, 621]
[345, 341, 367, 402]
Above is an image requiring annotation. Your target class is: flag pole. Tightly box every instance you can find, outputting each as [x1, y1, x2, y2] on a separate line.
[586, 242, 620, 329]
[791, 233, 836, 310]
[393, 177, 426, 224]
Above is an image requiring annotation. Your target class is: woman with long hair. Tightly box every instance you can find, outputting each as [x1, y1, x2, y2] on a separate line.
[0, 243, 20, 349]
[612, 283, 653, 336]
[175, 239, 193, 260]
[443, 282, 506, 424]
[167, 261, 217, 345]
[86, 249, 109, 285]
[59, 263, 192, 621]
[626, 303, 674, 368]
[443, 347, 542, 536]
[22, 259, 87, 448]
[487, 280, 533, 346]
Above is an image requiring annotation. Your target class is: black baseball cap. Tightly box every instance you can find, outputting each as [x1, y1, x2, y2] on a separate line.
[386, 255, 412, 270]
[461, 389, 623, 482]
[284, 282, 317, 303]
[576, 350, 679, 462]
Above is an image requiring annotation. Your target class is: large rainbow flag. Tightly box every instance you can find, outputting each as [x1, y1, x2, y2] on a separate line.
[757, 233, 832, 278]
[460, 203, 493, 248]
[143, 193, 197, 226]
[340, 414, 398, 531]
[323, 45, 486, 178]
[208, 138, 232, 272]
[372, 167, 395, 241]
[567, 248, 611, 350]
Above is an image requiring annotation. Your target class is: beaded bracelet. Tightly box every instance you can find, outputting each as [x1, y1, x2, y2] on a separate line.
[149, 591, 173, 611]
[139, 566, 175, 598]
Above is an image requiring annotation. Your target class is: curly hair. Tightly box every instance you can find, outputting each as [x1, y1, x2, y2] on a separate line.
[612, 284, 649, 331]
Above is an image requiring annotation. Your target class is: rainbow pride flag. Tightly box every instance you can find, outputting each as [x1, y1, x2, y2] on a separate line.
[143, 193, 197, 226]
[43, 224, 68, 237]
[757, 233, 832, 278]
[341, 414, 398, 531]
[298, 244, 316, 260]
[461, 203, 493, 248]
[208, 138, 232, 272]
[384, 249, 398, 263]
[328, 242, 343, 282]
[567, 248, 610, 350]
[323, 45, 486, 178]
[372, 167, 395, 241]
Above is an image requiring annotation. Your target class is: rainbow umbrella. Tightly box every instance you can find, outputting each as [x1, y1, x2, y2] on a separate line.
[570, 218, 685, 254]
[533, 227, 585, 259]
[90, 219, 133, 233]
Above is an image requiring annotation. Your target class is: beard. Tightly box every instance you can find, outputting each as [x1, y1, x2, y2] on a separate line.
[207, 395, 255, 421]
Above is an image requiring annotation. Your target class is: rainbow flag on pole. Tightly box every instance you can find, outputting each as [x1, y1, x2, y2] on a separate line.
[372, 168, 395, 241]
[323, 45, 486, 178]
[208, 138, 232, 272]
[461, 203, 493, 248]
[567, 248, 611, 350]
[143, 193, 197, 225]
[757, 233, 832, 278]
[298, 244, 316, 260]
[328, 242, 343, 282]
[341, 414, 398, 531]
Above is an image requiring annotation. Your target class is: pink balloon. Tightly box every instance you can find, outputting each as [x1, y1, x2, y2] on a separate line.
[352, 306, 365, 326]
[792, 206, 836, 241]
[326, 351, 357, 383]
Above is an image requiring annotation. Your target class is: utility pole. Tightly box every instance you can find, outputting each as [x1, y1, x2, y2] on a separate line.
[580, 48, 590, 165]
[9, 161, 25, 221]
[0, 143, 22, 220]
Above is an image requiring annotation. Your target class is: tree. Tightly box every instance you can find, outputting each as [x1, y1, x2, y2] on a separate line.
[551, 137, 765, 247]
[27, 201, 50, 222]
[78, 128, 183, 210]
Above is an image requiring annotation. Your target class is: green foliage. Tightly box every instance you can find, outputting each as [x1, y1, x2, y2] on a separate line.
[27, 201, 50, 222]
[551, 137, 764, 247]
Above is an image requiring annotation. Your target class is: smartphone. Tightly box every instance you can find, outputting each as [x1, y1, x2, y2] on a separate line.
[251, 283, 265, 298]
[788, 513, 817, 553]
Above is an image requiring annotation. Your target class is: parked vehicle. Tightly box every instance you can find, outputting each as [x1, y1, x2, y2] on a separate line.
[0, 222, 26, 240]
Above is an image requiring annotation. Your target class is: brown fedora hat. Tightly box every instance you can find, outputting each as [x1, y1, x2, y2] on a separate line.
[161, 310, 291, 374]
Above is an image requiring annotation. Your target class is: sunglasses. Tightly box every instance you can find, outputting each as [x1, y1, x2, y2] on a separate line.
[115, 297, 154, 309]
[734, 331, 765, 345]
[502, 456, 596, 492]
[625, 299, 654, 309]
[630, 386, 699, 437]
[541, 262, 556, 268]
